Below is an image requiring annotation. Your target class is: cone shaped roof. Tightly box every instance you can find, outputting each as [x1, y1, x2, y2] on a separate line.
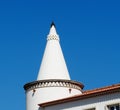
[37, 23, 70, 80]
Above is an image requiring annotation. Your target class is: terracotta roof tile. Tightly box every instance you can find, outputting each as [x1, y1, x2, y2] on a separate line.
[39, 83, 120, 107]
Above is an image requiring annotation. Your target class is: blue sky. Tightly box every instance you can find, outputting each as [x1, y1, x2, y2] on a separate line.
[0, 0, 120, 110]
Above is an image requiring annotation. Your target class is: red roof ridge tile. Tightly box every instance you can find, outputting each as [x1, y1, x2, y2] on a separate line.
[83, 83, 120, 94]
[39, 83, 120, 107]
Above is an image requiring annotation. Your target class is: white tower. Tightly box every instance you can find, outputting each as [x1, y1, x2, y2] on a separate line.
[24, 22, 84, 110]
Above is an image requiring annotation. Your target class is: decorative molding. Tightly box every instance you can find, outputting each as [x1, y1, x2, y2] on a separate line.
[24, 79, 84, 92]
[47, 35, 59, 41]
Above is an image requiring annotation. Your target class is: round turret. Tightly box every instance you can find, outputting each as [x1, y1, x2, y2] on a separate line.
[24, 23, 84, 110]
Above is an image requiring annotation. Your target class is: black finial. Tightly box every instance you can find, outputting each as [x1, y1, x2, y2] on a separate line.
[51, 21, 56, 27]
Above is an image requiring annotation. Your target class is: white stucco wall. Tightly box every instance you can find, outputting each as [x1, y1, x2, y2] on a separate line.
[26, 87, 82, 110]
[43, 92, 120, 110]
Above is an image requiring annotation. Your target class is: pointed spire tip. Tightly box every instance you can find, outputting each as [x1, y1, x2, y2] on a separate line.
[51, 21, 56, 28]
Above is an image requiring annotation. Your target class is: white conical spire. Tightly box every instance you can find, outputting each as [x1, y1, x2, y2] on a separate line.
[37, 22, 70, 80]
[24, 24, 83, 110]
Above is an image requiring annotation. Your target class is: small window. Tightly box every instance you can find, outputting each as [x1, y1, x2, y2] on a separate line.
[107, 104, 120, 110]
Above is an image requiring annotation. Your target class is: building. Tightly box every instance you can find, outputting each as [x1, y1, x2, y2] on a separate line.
[24, 23, 120, 110]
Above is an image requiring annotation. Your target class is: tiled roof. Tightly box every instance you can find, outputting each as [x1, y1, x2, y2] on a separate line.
[39, 83, 120, 107]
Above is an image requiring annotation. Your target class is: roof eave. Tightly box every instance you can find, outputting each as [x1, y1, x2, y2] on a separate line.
[39, 83, 120, 108]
